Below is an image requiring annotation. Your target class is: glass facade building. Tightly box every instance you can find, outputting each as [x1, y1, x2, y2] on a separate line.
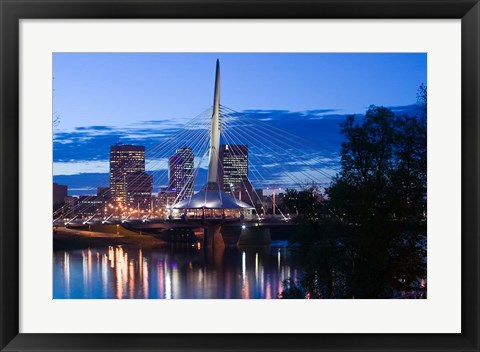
[169, 147, 194, 199]
[109, 144, 147, 205]
[219, 144, 252, 204]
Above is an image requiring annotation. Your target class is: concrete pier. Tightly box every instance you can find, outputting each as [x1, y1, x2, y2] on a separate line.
[204, 224, 225, 248]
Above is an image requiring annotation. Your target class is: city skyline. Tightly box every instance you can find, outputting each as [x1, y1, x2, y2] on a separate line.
[53, 53, 427, 194]
[55, 142, 253, 196]
[53, 140, 260, 220]
[52, 53, 428, 301]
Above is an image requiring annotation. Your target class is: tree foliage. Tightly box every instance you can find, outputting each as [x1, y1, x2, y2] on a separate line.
[282, 86, 427, 299]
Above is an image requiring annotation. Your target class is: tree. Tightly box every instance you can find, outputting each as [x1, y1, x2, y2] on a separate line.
[327, 103, 427, 298]
[279, 278, 305, 299]
[416, 83, 427, 120]
[283, 90, 427, 299]
[53, 112, 60, 127]
[283, 187, 346, 298]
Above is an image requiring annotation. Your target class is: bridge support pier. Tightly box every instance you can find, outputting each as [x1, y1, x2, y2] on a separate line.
[204, 224, 225, 248]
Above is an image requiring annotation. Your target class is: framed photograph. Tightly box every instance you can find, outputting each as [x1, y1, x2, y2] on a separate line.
[1, 0, 479, 351]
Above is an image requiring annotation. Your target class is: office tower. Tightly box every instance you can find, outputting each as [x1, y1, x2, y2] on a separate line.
[96, 187, 111, 202]
[157, 186, 178, 212]
[219, 144, 252, 204]
[53, 182, 68, 206]
[125, 172, 153, 210]
[110, 144, 145, 205]
[169, 147, 194, 199]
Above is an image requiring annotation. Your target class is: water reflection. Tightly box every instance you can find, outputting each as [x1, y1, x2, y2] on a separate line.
[53, 241, 299, 299]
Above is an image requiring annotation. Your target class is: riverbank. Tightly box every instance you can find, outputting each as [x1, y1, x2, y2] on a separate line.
[53, 226, 165, 250]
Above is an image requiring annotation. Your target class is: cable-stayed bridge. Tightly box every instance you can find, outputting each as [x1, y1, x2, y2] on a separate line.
[53, 60, 340, 247]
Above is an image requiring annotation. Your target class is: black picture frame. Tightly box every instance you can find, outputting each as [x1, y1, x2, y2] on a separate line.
[1, 0, 479, 351]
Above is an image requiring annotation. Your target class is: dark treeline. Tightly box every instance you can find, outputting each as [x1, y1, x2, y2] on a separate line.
[282, 85, 427, 299]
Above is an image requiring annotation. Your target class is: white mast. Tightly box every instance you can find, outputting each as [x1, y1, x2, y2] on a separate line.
[207, 59, 221, 187]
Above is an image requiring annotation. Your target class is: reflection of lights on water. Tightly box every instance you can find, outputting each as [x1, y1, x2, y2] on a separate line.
[143, 258, 149, 299]
[82, 250, 88, 289]
[116, 247, 124, 299]
[244, 276, 250, 299]
[255, 252, 259, 282]
[197, 242, 201, 251]
[108, 246, 114, 268]
[64, 252, 70, 298]
[157, 261, 164, 299]
[138, 249, 143, 279]
[260, 262, 264, 292]
[165, 261, 172, 299]
[198, 267, 203, 283]
[96, 251, 100, 274]
[277, 249, 281, 270]
[129, 259, 135, 298]
[87, 248, 92, 282]
[102, 254, 108, 296]
[165, 275, 171, 299]
[278, 274, 282, 294]
[57, 241, 296, 299]
[242, 251, 246, 288]
[172, 266, 180, 298]
[266, 280, 271, 299]
[241, 251, 250, 299]
[123, 253, 128, 286]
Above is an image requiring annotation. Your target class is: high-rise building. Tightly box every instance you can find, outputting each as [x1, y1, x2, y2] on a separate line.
[219, 144, 252, 204]
[96, 187, 111, 202]
[53, 182, 68, 206]
[157, 186, 178, 212]
[169, 147, 194, 199]
[110, 144, 146, 205]
[125, 172, 153, 210]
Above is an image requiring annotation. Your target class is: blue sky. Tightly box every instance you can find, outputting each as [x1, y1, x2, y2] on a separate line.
[53, 53, 426, 194]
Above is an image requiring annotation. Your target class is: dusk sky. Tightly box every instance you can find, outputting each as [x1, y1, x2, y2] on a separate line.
[53, 53, 426, 194]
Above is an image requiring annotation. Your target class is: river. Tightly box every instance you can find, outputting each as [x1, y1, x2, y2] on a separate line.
[53, 241, 301, 299]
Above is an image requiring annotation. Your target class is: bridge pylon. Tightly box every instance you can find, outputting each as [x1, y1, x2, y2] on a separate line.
[172, 60, 254, 247]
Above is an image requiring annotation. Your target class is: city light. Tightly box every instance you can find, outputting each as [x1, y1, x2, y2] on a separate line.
[52, 55, 427, 301]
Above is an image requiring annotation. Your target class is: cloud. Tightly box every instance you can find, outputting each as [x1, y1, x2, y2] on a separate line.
[54, 160, 109, 175]
[304, 109, 338, 115]
[75, 125, 114, 131]
[308, 113, 353, 120]
[53, 173, 109, 194]
[386, 104, 419, 116]
[242, 109, 290, 114]
[53, 104, 418, 192]
[139, 119, 175, 125]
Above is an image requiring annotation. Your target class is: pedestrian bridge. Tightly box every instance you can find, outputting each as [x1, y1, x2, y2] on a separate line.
[53, 59, 336, 247]
[63, 216, 294, 247]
